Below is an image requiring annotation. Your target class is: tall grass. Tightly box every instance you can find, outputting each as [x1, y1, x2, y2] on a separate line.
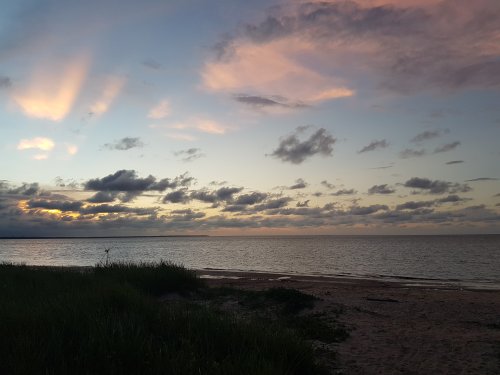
[0, 263, 325, 374]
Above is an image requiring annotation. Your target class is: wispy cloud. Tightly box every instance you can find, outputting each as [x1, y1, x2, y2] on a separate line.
[65, 144, 78, 156]
[410, 130, 444, 143]
[446, 160, 464, 165]
[89, 75, 126, 116]
[233, 94, 307, 110]
[148, 99, 170, 119]
[165, 133, 196, 141]
[434, 141, 460, 153]
[174, 148, 205, 162]
[399, 148, 426, 159]
[142, 59, 162, 70]
[12, 54, 90, 121]
[202, 38, 354, 105]
[358, 139, 389, 153]
[168, 118, 229, 135]
[465, 177, 498, 182]
[0, 76, 12, 89]
[289, 178, 308, 190]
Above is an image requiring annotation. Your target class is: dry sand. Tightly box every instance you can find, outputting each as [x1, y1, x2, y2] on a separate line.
[198, 270, 500, 375]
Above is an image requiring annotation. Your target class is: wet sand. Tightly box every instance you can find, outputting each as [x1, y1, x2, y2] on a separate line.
[198, 270, 500, 375]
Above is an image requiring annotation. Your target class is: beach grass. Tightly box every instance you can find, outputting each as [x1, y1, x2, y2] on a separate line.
[0, 263, 327, 375]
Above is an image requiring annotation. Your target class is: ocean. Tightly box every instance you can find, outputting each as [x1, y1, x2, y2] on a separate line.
[1, 235, 499, 287]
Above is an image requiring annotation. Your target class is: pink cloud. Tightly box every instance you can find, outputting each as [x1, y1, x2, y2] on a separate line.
[204, 0, 500, 101]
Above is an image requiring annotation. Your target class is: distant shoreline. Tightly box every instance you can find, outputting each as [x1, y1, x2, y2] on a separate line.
[1, 233, 499, 239]
[0, 235, 210, 239]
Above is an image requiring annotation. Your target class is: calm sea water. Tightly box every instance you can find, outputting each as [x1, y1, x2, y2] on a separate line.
[1, 235, 499, 286]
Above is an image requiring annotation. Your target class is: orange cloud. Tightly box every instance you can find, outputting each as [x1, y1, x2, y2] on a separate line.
[152, 117, 230, 137]
[66, 144, 78, 156]
[33, 154, 49, 160]
[89, 76, 126, 116]
[17, 137, 55, 151]
[12, 55, 90, 121]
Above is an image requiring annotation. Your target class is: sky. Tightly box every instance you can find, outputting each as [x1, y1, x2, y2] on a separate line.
[0, 0, 499, 237]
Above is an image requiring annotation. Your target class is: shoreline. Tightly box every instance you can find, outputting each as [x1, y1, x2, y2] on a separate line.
[201, 268, 500, 374]
[196, 268, 500, 291]
[9, 264, 500, 291]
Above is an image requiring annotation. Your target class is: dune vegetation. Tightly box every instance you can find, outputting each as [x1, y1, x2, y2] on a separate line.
[0, 262, 346, 374]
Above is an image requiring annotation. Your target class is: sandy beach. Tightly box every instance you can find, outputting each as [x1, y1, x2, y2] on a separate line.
[198, 270, 500, 375]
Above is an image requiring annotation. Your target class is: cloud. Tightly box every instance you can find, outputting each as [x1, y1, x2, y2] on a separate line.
[189, 187, 244, 205]
[296, 200, 309, 208]
[89, 75, 126, 116]
[165, 133, 196, 141]
[12, 54, 90, 121]
[234, 192, 268, 205]
[399, 148, 426, 159]
[25, 198, 158, 217]
[396, 200, 435, 210]
[102, 137, 144, 151]
[148, 99, 170, 119]
[85, 170, 156, 191]
[162, 189, 190, 204]
[233, 94, 306, 109]
[174, 148, 204, 162]
[168, 118, 229, 135]
[410, 130, 444, 143]
[204, 0, 500, 101]
[254, 197, 292, 211]
[87, 191, 118, 203]
[270, 127, 336, 164]
[289, 178, 308, 190]
[1, 176, 498, 236]
[446, 160, 464, 165]
[346, 205, 388, 215]
[17, 137, 55, 151]
[202, 37, 354, 105]
[434, 141, 460, 153]
[143, 59, 162, 70]
[465, 177, 498, 182]
[368, 164, 394, 170]
[0, 76, 12, 88]
[368, 184, 395, 195]
[321, 180, 335, 189]
[358, 139, 389, 153]
[396, 194, 471, 210]
[4, 182, 41, 196]
[403, 177, 472, 195]
[65, 144, 78, 156]
[27, 199, 83, 212]
[331, 188, 357, 196]
[436, 195, 470, 204]
[84, 170, 194, 202]
[80, 204, 157, 216]
[33, 154, 48, 160]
